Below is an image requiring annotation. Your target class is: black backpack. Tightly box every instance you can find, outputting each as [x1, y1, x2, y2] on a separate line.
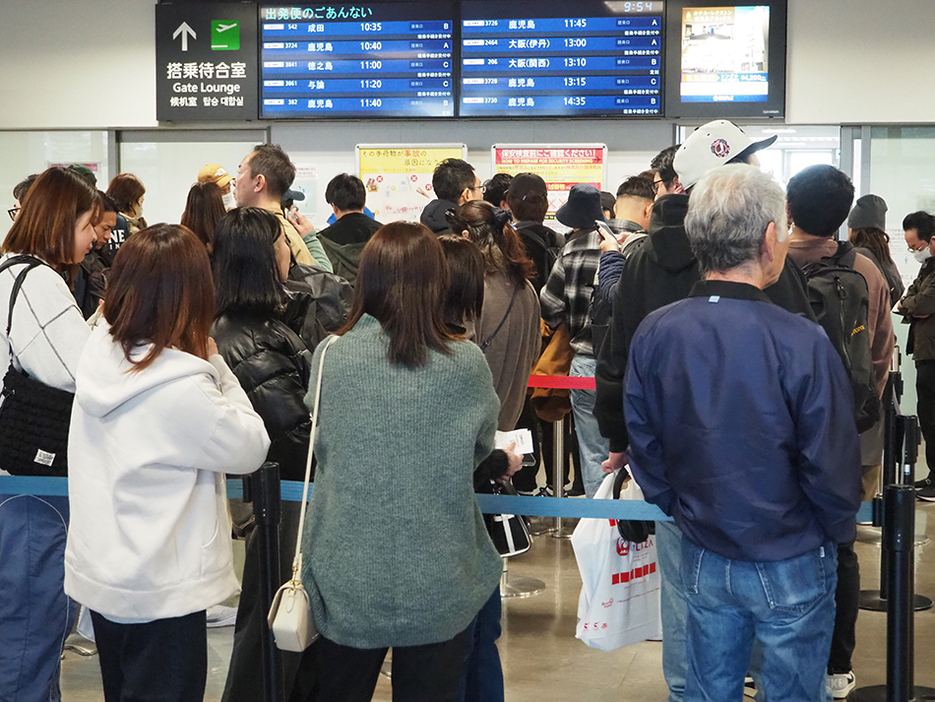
[801, 242, 880, 433]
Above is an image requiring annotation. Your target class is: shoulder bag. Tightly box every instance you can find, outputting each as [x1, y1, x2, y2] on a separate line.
[0, 255, 76, 476]
[267, 334, 338, 651]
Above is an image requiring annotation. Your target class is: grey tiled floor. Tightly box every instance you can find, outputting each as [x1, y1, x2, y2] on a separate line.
[60, 508, 935, 702]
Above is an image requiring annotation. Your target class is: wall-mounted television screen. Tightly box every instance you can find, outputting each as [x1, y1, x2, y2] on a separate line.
[459, 0, 664, 118]
[258, 3, 456, 118]
[664, 0, 786, 119]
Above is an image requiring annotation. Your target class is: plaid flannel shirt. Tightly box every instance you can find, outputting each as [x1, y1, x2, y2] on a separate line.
[539, 229, 601, 356]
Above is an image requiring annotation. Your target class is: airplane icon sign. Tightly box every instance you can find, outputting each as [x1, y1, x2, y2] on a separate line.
[211, 20, 240, 50]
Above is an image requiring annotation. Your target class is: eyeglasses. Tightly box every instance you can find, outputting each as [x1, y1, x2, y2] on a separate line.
[7, 207, 20, 222]
[651, 179, 666, 195]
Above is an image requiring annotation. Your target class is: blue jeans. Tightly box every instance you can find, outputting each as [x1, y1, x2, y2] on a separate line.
[0, 494, 76, 702]
[569, 354, 609, 498]
[656, 520, 688, 702]
[460, 586, 503, 702]
[681, 538, 838, 702]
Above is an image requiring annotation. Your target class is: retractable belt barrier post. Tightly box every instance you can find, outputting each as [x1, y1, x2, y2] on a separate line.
[860, 376, 901, 612]
[851, 417, 935, 702]
[526, 374, 597, 540]
[247, 462, 285, 702]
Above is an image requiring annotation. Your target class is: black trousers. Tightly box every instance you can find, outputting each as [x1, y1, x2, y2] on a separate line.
[916, 360, 935, 480]
[828, 541, 859, 674]
[300, 628, 470, 702]
[90, 610, 207, 702]
[222, 502, 305, 702]
[512, 399, 581, 493]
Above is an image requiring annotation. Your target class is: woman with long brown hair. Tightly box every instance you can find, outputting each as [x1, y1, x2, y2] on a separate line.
[447, 200, 541, 431]
[0, 166, 98, 701]
[299, 222, 503, 702]
[64, 224, 270, 702]
[181, 181, 227, 253]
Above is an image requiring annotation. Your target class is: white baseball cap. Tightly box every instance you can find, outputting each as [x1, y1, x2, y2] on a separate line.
[673, 120, 777, 190]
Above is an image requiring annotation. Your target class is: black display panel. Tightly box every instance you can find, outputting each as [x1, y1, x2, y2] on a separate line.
[258, 3, 456, 118]
[664, 0, 786, 118]
[459, 1, 664, 118]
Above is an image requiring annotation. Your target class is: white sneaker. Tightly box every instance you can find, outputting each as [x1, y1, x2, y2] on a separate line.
[206, 604, 238, 628]
[827, 671, 856, 699]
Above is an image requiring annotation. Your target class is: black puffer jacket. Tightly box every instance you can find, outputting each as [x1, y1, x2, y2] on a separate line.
[211, 312, 313, 481]
[286, 263, 353, 350]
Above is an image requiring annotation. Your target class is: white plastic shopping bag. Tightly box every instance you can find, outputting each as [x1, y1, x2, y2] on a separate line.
[571, 470, 662, 651]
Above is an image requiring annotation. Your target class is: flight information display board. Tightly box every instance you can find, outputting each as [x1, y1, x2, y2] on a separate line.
[258, 3, 456, 118]
[459, 1, 664, 118]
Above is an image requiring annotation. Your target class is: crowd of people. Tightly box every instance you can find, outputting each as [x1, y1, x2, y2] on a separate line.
[0, 121, 929, 702]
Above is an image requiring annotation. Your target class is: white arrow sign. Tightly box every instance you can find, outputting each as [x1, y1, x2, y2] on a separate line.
[173, 22, 196, 52]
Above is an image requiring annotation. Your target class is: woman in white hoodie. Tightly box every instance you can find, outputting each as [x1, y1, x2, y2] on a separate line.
[64, 224, 270, 702]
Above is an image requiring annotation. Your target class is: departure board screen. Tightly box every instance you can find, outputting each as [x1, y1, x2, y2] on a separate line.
[459, 1, 664, 118]
[258, 3, 456, 118]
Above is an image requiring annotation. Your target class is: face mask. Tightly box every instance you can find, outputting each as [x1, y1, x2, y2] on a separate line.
[913, 248, 932, 264]
[221, 192, 235, 210]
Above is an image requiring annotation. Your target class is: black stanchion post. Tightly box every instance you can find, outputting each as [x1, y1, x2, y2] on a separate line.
[886, 483, 915, 702]
[860, 381, 902, 612]
[251, 462, 284, 702]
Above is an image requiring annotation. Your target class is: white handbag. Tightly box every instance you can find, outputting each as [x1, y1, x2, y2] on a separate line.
[267, 335, 337, 652]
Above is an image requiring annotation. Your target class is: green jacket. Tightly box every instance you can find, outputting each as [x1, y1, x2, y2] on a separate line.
[900, 259, 935, 361]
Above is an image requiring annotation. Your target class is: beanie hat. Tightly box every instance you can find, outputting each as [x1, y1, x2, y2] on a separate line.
[848, 194, 888, 231]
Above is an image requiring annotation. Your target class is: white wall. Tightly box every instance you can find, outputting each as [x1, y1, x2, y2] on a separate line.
[2, 0, 935, 130]
[0, 0, 156, 129]
[785, 1, 935, 124]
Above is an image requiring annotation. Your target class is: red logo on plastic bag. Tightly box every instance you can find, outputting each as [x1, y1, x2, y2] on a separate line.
[616, 538, 630, 556]
[711, 138, 730, 159]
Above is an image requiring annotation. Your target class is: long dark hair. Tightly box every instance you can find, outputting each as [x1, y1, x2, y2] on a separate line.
[212, 208, 286, 317]
[105, 224, 213, 371]
[3, 167, 101, 271]
[849, 227, 895, 266]
[449, 200, 535, 287]
[438, 235, 484, 326]
[340, 222, 454, 368]
[181, 182, 226, 251]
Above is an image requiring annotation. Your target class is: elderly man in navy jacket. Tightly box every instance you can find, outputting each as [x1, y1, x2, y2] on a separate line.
[624, 164, 861, 702]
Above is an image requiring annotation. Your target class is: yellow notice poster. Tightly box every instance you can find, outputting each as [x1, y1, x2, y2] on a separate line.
[492, 145, 607, 220]
[357, 144, 467, 223]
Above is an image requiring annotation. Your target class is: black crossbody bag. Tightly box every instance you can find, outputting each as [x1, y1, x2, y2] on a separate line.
[0, 255, 75, 476]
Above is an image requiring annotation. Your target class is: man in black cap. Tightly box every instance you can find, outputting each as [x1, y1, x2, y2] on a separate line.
[540, 183, 609, 498]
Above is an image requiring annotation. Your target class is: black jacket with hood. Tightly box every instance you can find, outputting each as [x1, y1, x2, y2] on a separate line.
[420, 198, 458, 235]
[594, 193, 815, 452]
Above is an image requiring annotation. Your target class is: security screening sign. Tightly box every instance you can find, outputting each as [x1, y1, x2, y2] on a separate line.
[156, 3, 258, 121]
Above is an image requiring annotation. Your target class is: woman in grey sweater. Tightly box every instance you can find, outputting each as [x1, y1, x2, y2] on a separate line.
[300, 222, 503, 702]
